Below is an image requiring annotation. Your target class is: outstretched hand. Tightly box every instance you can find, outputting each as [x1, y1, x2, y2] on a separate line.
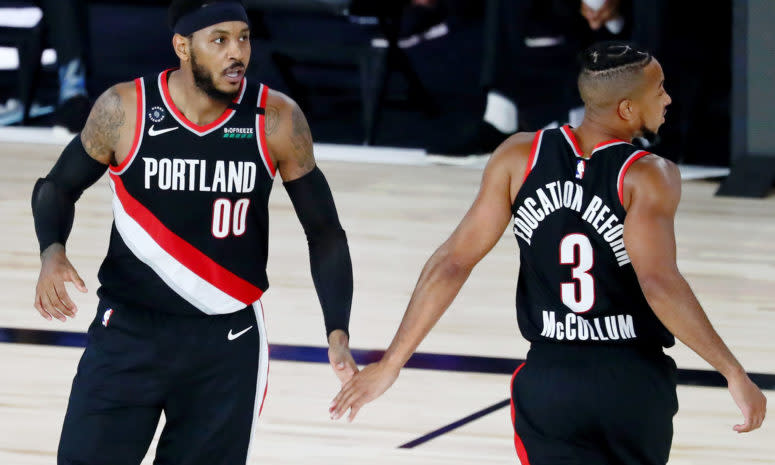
[329, 361, 400, 422]
[34, 244, 87, 322]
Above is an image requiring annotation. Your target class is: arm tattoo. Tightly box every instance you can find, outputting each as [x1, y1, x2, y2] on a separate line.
[81, 87, 124, 161]
[290, 104, 315, 170]
[264, 105, 280, 136]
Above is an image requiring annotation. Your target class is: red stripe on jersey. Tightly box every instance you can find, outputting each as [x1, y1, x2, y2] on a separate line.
[510, 362, 531, 465]
[257, 85, 276, 176]
[111, 78, 144, 173]
[561, 125, 584, 157]
[617, 150, 650, 205]
[160, 69, 243, 134]
[523, 130, 543, 182]
[110, 173, 263, 304]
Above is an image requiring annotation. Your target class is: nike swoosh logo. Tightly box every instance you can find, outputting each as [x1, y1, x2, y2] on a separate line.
[227, 325, 253, 341]
[148, 125, 179, 136]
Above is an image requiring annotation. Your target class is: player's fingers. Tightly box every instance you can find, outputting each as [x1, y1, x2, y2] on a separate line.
[334, 359, 357, 381]
[68, 269, 88, 293]
[733, 416, 753, 433]
[345, 360, 358, 377]
[331, 391, 353, 418]
[34, 295, 53, 320]
[754, 412, 765, 430]
[53, 281, 77, 317]
[333, 367, 353, 384]
[329, 387, 349, 413]
[45, 286, 68, 322]
[41, 289, 66, 322]
[332, 389, 360, 420]
[348, 402, 364, 422]
[330, 384, 348, 406]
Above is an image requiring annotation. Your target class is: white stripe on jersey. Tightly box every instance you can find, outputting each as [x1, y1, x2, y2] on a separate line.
[245, 301, 270, 464]
[109, 177, 249, 315]
[560, 126, 582, 157]
[617, 150, 649, 192]
[531, 130, 544, 171]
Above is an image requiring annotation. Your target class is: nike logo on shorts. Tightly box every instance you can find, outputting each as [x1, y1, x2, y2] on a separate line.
[227, 326, 254, 341]
[148, 125, 179, 136]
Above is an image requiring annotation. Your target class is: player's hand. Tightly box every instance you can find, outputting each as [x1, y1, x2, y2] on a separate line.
[34, 243, 87, 322]
[328, 330, 359, 385]
[727, 372, 767, 433]
[329, 360, 400, 422]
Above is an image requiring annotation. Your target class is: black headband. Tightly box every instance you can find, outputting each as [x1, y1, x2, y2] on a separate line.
[173, 2, 249, 36]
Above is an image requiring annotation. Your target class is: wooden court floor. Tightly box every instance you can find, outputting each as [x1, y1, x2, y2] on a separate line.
[0, 141, 773, 464]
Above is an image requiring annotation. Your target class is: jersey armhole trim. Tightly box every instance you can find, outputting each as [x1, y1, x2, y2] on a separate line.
[522, 130, 544, 183]
[617, 150, 650, 206]
[256, 84, 276, 178]
[109, 78, 145, 175]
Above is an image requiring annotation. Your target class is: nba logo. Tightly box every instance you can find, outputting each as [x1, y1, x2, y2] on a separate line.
[102, 309, 114, 327]
[576, 160, 586, 180]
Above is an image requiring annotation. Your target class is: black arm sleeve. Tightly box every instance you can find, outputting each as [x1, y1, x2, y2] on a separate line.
[283, 166, 353, 339]
[31, 135, 108, 253]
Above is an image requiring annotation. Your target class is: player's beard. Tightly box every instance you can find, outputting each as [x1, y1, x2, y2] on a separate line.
[190, 49, 240, 104]
[638, 125, 659, 145]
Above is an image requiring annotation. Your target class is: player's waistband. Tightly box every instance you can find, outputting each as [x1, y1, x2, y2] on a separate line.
[528, 340, 667, 362]
[97, 293, 255, 319]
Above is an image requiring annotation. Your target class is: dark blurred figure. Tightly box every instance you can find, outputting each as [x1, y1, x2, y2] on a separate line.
[481, 0, 663, 131]
[0, 0, 90, 132]
[393, 0, 483, 46]
[40, 0, 91, 133]
[479, 0, 732, 165]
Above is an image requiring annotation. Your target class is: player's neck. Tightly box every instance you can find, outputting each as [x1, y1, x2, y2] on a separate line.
[574, 115, 633, 156]
[167, 69, 230, 126]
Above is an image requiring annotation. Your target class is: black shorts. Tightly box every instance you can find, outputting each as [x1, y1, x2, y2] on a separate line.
[58, 300, 269, 465]
[510, 342, 678, 465]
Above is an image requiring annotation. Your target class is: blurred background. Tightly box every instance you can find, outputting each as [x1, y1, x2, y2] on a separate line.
[0, 0, 772, 193]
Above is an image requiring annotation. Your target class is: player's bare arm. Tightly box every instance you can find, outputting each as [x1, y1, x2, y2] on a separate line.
[329, 132, 534, 422]
[31, 83, 136, 323]
[80, 82, 137, 166]
[623, 156, 766, 432]
[264, 90, 315, 181]
[265, 90, 357, 384]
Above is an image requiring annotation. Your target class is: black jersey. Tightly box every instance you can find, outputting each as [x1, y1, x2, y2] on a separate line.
[512, 125, 674, 348]
[97, 69, 276, 315]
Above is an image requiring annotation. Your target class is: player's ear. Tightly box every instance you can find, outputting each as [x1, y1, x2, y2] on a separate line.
[172, 33, 191, 62]
[617, 98, 634, 122]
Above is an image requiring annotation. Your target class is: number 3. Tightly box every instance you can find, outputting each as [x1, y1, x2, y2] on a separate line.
[559, 234, 595, 313]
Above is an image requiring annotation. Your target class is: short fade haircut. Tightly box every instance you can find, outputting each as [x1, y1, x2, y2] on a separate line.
[167, 0, 244, 32]
[578, 41, 654, 108]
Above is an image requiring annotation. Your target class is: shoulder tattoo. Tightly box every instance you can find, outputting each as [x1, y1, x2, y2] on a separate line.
[264, 105, 280, 136]
[290, 104, 314, 168]
[81, 87, 125, 159]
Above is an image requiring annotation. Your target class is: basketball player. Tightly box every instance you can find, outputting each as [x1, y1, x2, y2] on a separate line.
[330, 42, 766, 464]
[30, 1, 357, 463]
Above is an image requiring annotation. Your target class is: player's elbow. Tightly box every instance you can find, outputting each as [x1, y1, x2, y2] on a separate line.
[434, 246, 475, 280]
[637, 268, 682, 303]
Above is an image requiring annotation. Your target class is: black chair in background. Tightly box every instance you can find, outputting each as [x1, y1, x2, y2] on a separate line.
[247, 0, 438, 145]
[0, 3, 45, 125]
